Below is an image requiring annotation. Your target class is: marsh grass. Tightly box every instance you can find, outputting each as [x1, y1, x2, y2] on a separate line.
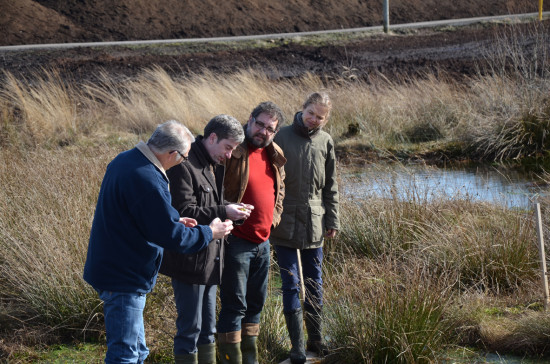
[463, 20, 550, 160]
[257, 261, 288, 364]
[323, 258, 455, 364]
[1, 70, 85, 148]
[0, 147, 119, 346]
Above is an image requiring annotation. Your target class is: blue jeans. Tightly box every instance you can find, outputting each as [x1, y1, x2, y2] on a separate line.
[172, 279, 217, 355]
[99, 290, 149, 364]
[217, 235, 270, 333]
[274, 246, 323, 313]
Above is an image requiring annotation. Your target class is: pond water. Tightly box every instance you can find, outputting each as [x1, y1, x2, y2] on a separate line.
[342, 163, 550, 209]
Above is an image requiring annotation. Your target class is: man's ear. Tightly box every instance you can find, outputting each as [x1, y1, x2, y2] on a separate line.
[208, 132, 218, 144]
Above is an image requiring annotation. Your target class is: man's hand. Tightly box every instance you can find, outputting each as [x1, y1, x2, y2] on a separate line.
[179, 217, 197, 227]
[325, 229, 338, 238]
[209, 217, 233, 239]
[225, 203, 254, 221]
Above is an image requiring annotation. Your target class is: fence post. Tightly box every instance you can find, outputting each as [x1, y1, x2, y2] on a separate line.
[535, 203, 550, 311]
[383, 0, 390, 33]
[540, 0, 544, 21]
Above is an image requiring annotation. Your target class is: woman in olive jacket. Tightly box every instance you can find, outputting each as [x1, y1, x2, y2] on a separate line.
[271, 92, 339, 364]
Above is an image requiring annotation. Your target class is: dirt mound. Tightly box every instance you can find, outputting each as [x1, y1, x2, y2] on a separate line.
[0, 0, 542, 46]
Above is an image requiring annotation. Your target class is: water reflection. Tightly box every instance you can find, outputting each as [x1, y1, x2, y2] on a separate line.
[342, 163, 550, 209]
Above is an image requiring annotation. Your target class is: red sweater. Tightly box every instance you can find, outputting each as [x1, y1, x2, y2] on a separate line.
[232, 146, 276, 244]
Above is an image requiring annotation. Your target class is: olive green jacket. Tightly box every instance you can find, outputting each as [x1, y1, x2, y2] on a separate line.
[270, 112, 340, 249]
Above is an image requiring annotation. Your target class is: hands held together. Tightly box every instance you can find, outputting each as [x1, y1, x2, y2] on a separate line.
[209, 203, 254, 239]
[225, 203, 254, 222]
[179, 216, 233, 240]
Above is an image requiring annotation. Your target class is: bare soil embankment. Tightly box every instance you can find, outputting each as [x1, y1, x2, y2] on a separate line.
[0, 0, 543, 46]
[0, 1, 548, 88]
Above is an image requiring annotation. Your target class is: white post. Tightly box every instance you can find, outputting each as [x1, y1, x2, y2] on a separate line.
[535, 203, 550, 311]
[383, 0, 390, 33]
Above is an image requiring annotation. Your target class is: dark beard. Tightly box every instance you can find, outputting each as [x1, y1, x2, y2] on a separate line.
[246, 132, 270, 149]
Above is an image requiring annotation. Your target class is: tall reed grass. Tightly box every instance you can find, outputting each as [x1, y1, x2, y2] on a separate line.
[0, 147, 122, 344]
[0, 71, 84, 148]
[461, 20, 550, 160]
[323, 257, 456, 363]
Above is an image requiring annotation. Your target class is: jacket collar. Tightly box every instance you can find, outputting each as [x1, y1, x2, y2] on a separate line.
[191, 136, 222, 195]
[135, 141, 168, 180]
[292, 111, 321, 139]
[194, 135, 217, 167]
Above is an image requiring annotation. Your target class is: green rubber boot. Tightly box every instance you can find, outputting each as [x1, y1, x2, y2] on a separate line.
[174, 352, 198, 364]
[305, 308, 329, 356]
[197, 343, 216, 364]
[241, 323, 260, 364]
[284, 309, 306, 364]
[241, 335, 259, 364]
[218, 331, 242, 364]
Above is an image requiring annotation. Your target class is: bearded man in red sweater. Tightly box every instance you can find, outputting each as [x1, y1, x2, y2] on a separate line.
[217, 101, 287, 364]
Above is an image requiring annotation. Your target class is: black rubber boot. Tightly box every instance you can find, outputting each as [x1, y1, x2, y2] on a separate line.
[305, 308, 329, 356]
[284, 309, 306, 364]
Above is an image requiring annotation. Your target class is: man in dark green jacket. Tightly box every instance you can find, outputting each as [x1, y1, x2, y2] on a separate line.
[271, 92, 340, 364]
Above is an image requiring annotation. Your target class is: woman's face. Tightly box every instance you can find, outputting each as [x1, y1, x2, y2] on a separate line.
[302, 103, 330, 130]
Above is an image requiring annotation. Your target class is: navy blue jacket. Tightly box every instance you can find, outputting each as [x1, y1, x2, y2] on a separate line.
[83, 144, 212, 294]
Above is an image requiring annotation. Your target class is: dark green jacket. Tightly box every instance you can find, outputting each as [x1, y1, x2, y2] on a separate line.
[270, 112, 340, 249]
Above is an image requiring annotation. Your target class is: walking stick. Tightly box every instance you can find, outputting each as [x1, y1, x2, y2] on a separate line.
[296, 249, 306, 304]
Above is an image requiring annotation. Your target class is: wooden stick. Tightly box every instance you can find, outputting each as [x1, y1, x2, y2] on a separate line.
[297, 249, 306, 304]
[535, 203, 550, 311]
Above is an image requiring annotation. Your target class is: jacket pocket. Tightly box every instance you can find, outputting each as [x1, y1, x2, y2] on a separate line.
[199, 183, 213, 205]
[272, 204, 296, 240]
[310, 205, 326, 242]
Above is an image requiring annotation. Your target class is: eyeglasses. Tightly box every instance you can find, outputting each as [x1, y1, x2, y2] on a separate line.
[253, 117, 277, 135]
[175, 150, 189, 161]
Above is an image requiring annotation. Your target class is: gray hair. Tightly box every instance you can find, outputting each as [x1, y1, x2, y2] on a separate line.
[250, 101, 285, 131]
[147, 120, 194, 154]
[204, 114, 245, 143]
